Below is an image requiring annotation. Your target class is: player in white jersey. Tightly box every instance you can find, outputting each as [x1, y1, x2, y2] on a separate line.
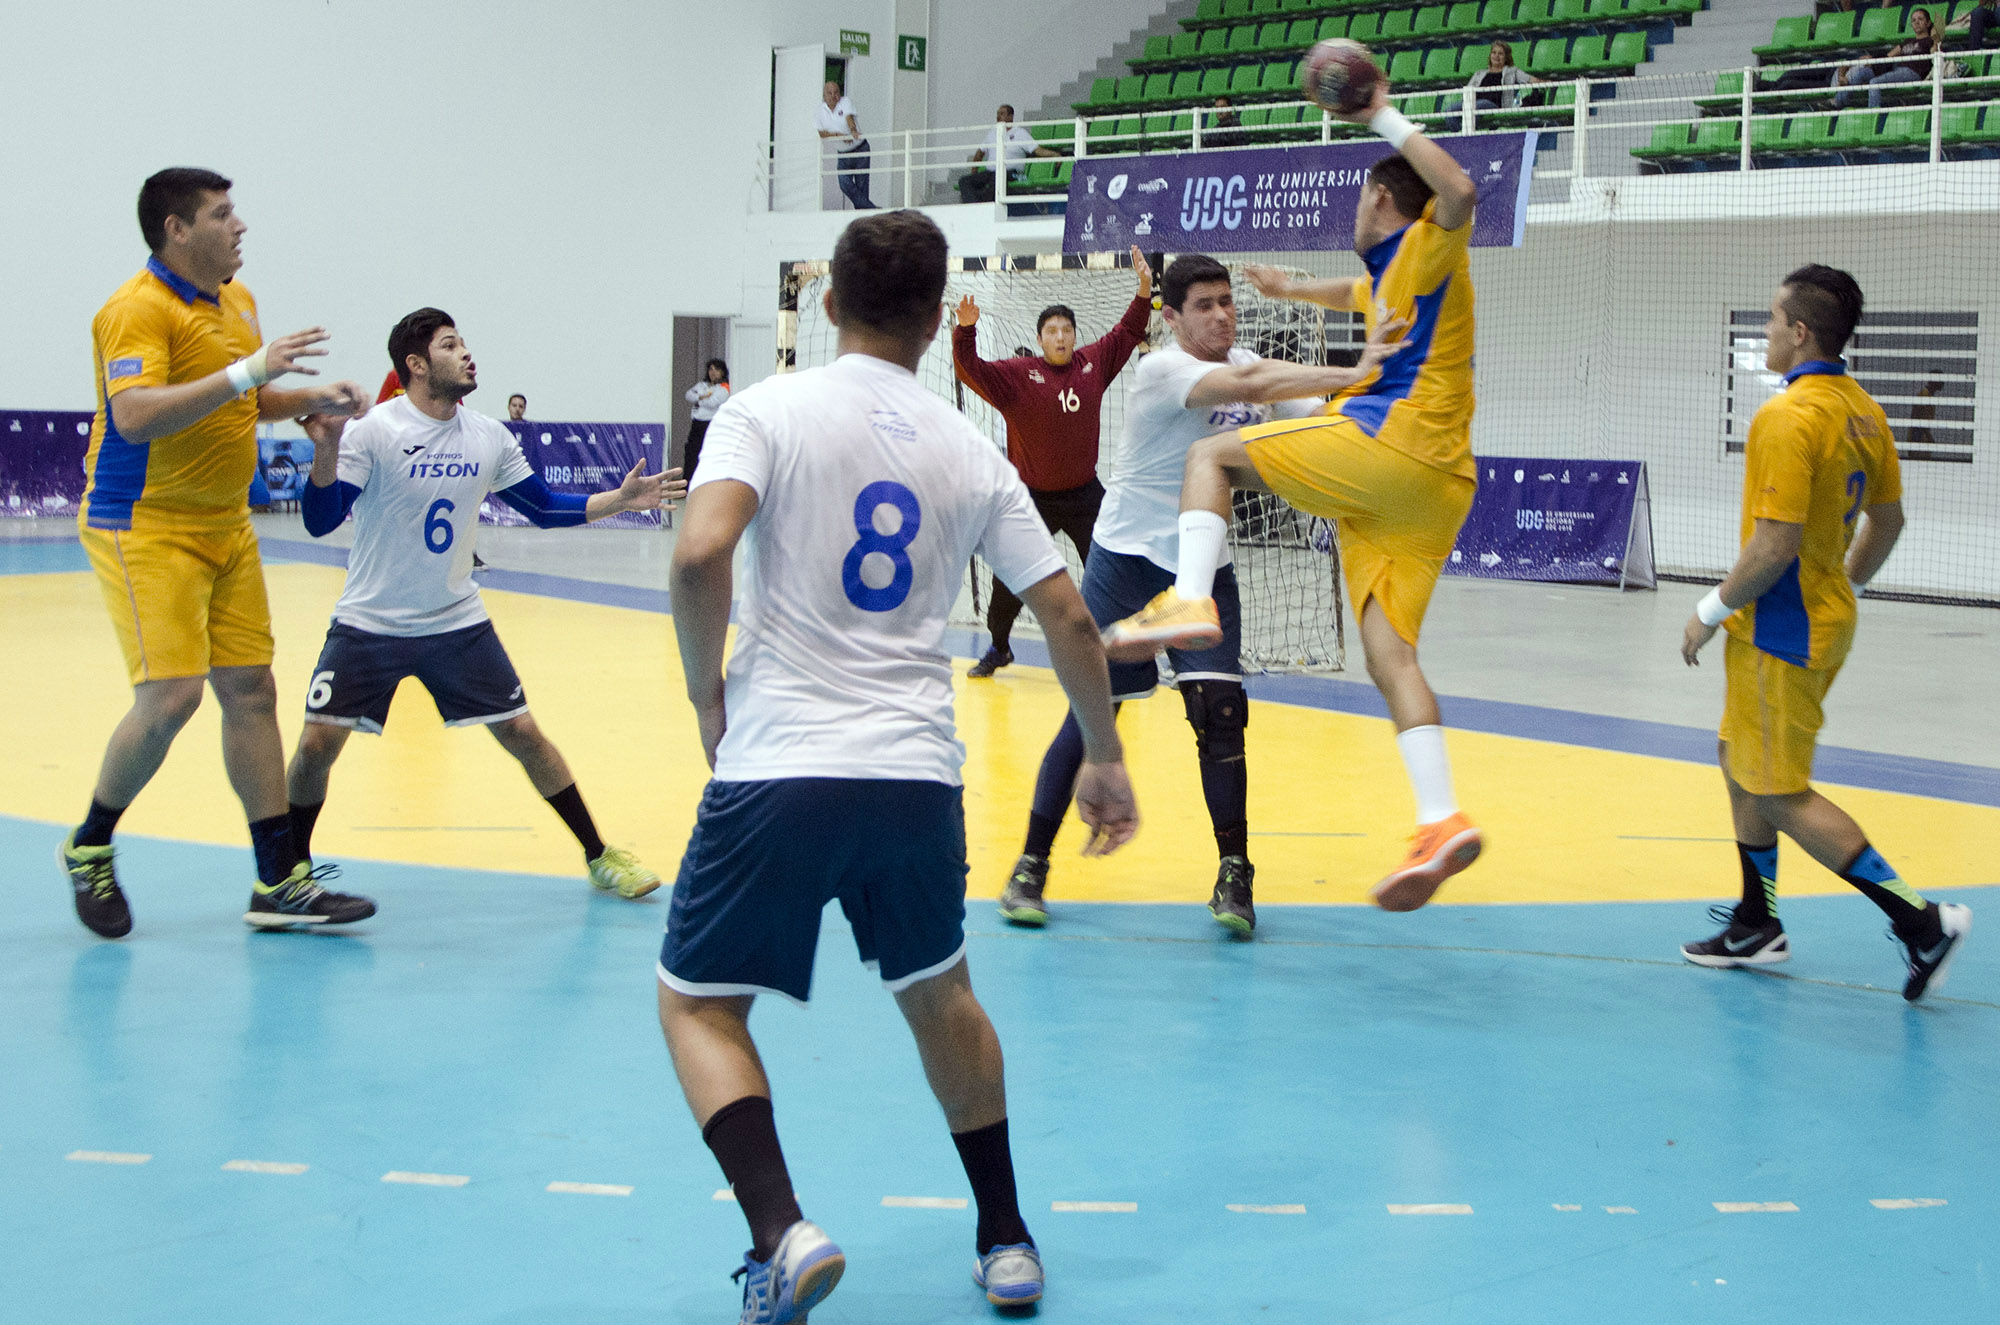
[289, 308, 679, 900]
[999, 255, 1401, 935]
[658, 212, 1137, 1323]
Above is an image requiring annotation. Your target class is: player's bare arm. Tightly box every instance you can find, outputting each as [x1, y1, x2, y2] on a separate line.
[585, 459, 687, 522]
[1131, 244, 1153, 303]
[1019, 570, 1139, 855]
[1846, 500, 1905, 588]
[956, 294, 980, 327]
[1242, 263, 1354, 311]
[1681, 518, 1804, 665]
[670, 478, 760, 767]
[1184, 314, 1409, 407]
[108, 326, 347, 442]
[1339, 83, 1478, 232]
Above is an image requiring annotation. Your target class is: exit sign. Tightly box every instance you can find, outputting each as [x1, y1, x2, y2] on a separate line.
[897, 34, 927, 72]
[839, 29, 870, 55]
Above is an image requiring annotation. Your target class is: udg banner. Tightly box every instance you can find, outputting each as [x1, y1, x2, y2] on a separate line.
[1446, 457, 1656, 590]
[1062, 131, 1533, 255]
[0, 409, 91, 517]
[491, 420, 667, 528]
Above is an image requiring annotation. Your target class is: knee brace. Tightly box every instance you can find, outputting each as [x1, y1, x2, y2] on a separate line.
[1180, 679, 1248, 764]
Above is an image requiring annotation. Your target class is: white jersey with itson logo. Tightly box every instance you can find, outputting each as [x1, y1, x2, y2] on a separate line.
[330, 395, 534, 637]
[1093, 344, 1319, 574]
[692, 352, 1064, 786]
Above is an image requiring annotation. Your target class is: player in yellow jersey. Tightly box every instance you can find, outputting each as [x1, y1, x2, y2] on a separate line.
[59, 167, 377, 938]
[1679, 265, 1970, 1002]
[1103, 82, 1483, 912]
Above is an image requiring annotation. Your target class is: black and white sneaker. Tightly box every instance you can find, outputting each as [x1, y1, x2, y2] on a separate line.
[967, 646, 1013, 679]
[1897, 902, 1971, 1002]
[1209, 856, 1255, 937]
[1682, 905, 1789, 967]
[997, 855, 1049, 927]
[246, 861, 377, 929]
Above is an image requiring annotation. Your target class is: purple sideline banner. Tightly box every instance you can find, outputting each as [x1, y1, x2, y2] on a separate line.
[1061, 131, 1534, 254]
[0, 409, 92, 517]
[1446, 457, 1656, 590]
[490, 420, 666, 528]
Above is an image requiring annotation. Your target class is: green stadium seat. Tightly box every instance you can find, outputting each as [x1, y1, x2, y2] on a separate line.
[1415, 6, 1450, 37]
[1086, 116, 1124, 144]
[1690, 118, 1740, 156]
[1479, 0, 1519, 28]
[1550, 0, 1588, 23]
[1260, 60, 1299, 93]
[1399, 91, 1437, 114]
[1529, 37, 1568, 72]
[1199, 28, 1230, 58]
[1022, 160, 1060, 191]
[1833, 111, 1881, 150]
[1389, 49, 1425, 81]
[1585, 0, 1625, 20]
[1317, 16, 1351, 41]
[1241, 105, 1273, 136]
[1880, 109, 1931, 149]
[1456, 44, 1489, 77]
[1940, 104, 1979, 145]
[1171, 33, 1200, 60]
[1509, 39, 1532, 67]
[1961, 105, 2000, 144]
[1057, 160, 1074, 187]
[1422, 46, 1461, 79]
[1632, 122, 1692, 160]
[1349, 13, 1383, 42]
[1606, 30, 1647, 71]
[1115, 74, 1146, 105]
[1028, 122, 1065, 144]
[1754, 15, 1812, 59]
[1194, 0, 1226, 23]
[1447, 2, 1484, 35]
[1252, 0, 1283, 16]
[1224, 0, 1254, 19]
[1380, 9, 1415, 41]
[1228, 24, 1259, 55]
[1566, 34, 1609, 72]
[1141, 35, 1171, 64]
[1285, 19, 1319, 46]
[1857, 7, 1903, 42]
[1229, 63, 1263, 95]
[1200, 67, 1233, 96]
[1808, 11, 1858, 49]
[1171, 69, 1203, 100]
[1282, 0, 1319, 12]
[1632, 0, 1701, 15]
[1515, 0, 1555, 27]
[1787, 113, 1836, 152]
[1141, 72, 1174, 103]
[1750, 115, 1788, 153]
[1256, 20, 1292, 51]
[1080, 77, 1116, 110]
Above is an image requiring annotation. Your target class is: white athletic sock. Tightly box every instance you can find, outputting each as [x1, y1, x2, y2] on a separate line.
[1174, 510, 1227, 600]
[1396, 725, 1459, 825]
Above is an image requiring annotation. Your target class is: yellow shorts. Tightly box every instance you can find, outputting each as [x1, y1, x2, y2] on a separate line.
[1241, 415, 1476, 645]
[1719, 634, 1839, 796]
[81, 522, 275, 685]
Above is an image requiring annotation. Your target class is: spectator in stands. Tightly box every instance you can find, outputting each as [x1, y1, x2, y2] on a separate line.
[970, 105, 1061, 177]
[1834, 7, 1942, 108]
[1205, 97, 1248, 149]
[816, 81, 876, 210]
[682, 358, 729, 480]
[1948, 0, 1998, 49]
[1466, 41, 1547, 118]
[507, 393, 527, 421]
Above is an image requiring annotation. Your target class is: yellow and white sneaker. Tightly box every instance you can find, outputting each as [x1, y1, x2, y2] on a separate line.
[588, 846, 662, 900]
[1101, 588, 1222, 663]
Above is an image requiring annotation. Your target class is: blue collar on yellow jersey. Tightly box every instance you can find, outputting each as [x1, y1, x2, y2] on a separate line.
[1361, 224, 1412, 282]
[1781, 358, 1846, 385]
[145, 255, 220, 307]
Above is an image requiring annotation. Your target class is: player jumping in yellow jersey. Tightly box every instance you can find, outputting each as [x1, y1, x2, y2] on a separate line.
[1104, 82, 1483, 912]
[59, 167, 377, 938]
[1679, 265, 1969, 1002]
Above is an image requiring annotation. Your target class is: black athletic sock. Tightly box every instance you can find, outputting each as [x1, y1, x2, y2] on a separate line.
[289, 801, 325, 861]
[1023, 814, 1062, 862]
[1024, 713, 1088, 855]
[1840, 844, 1933, 937]
[75, 798, 126, 849]
[703, 1096, 805, 1261]
[1199, 759, 1249, 857]
[1214, 821, 1249, 860]
[248, 815, 301, 887]
[544, 783, 605, 862]
[951, 1118, 1033, 1255]
[1734, 842, 1779, 926]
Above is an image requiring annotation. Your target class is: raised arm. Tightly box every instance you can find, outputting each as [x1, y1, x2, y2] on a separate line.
[1243, 263, 1356, 312]
[950, 295, 1015, 406]
[1342, 83, 1479, 232]
[670, 478, 759, 767]
[1184, 315, 1408, 406]
[1018, 571, 1138, 854]
[111, 326, 360, 442]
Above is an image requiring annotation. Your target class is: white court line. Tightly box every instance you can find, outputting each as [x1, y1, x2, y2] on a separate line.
[382, 1171, 469, 1187]
[547, 1181, 632, 1197]
[223, 1160, 308, 1176]
[1714, 1201, 1796, 1213]
[1388, 1204, 1473, 1216]
[1871, 1198, 1947, 1209]
[1552, 1204, 1582, 1212]
[66, 1151, 150, 1165]
[714, 1188, 737, 1202]
[1227, 1204, 1306, 1215]
[1051, 1201, 1137, 1213]
[882, 1196, 968, 1210]
[1605, 1206, 1637, 1214]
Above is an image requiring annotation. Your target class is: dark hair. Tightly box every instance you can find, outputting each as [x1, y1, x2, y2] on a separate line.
[998, 103, 1015, 116]
[507, 393, 526, 405]
[1161, 255, 1231, 312]
[1036, 304, 1076, 334]
[1779, 265, 1865, 357]
[388, 307, 457, 388]
[829, 210, 949, 340]
[1368, 155, 1436, 222]
[138, 167, 233, 253]
[704, 357, 730, 382]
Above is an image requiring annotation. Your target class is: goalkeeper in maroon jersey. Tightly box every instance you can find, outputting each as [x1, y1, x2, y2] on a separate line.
[951, 244, 1154, 676]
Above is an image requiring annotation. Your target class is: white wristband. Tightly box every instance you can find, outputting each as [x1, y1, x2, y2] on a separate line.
[1369, 106, 1420, 150]
[1695, 587, 1734, 628]
[224, 347, 271, 396]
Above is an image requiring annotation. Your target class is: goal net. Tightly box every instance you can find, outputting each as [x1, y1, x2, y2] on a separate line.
[779, 252, 1352, 673]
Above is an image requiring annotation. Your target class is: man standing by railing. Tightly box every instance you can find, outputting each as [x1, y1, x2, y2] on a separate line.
[816, 81, 876, 210]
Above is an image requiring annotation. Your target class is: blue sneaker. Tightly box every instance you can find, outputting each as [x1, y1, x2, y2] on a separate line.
[732, 1220, 844, 1324]
[973, 1242, 1044, 1308]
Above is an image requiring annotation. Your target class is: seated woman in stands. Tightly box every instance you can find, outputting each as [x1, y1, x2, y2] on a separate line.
[1833, 7, 1941, 110]
[1465, 41, 1548, 120]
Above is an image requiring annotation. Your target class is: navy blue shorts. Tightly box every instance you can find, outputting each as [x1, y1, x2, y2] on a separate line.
[658, 778, 969, 1005]
[303, 620, 527, 734]
[1081, 547, 1242, 700]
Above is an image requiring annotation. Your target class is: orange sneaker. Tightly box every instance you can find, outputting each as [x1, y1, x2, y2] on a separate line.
[1372, 812, 1482, 912]
[1101, 589, 1222, 663]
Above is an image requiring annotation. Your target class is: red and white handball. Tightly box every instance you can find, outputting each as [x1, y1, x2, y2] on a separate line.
[1300, 39, 1383, 115]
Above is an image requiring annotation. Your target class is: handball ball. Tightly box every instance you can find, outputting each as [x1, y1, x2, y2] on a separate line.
[1301, 39, 1382, 114]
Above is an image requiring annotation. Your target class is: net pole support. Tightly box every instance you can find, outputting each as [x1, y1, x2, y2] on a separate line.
[1739, 65, 1753, 174]
[1572, 77, 1589, 177]
[1930, 52, 1944, 164]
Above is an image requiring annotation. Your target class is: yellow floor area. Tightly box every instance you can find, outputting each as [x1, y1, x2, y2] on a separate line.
[7, 562, 1996, 905]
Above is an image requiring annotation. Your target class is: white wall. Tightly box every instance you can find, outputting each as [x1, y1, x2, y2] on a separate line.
[929, 0, 1166, 130]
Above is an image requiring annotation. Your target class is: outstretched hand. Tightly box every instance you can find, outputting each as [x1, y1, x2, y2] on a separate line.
[1334, 80, 1392, 128]
[300, 412, 352, 449]
[614, 460, 681, 512]
[1130, 244, 1153, 303]
[1356, 314, 1411, 373]
[956, 294, 980, 327]
[1242, 263, 1292, 300]
[1075, 761, 1139, 857]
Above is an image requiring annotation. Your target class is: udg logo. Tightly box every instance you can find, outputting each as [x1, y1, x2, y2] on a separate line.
[1179, 175, 1247, 232]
